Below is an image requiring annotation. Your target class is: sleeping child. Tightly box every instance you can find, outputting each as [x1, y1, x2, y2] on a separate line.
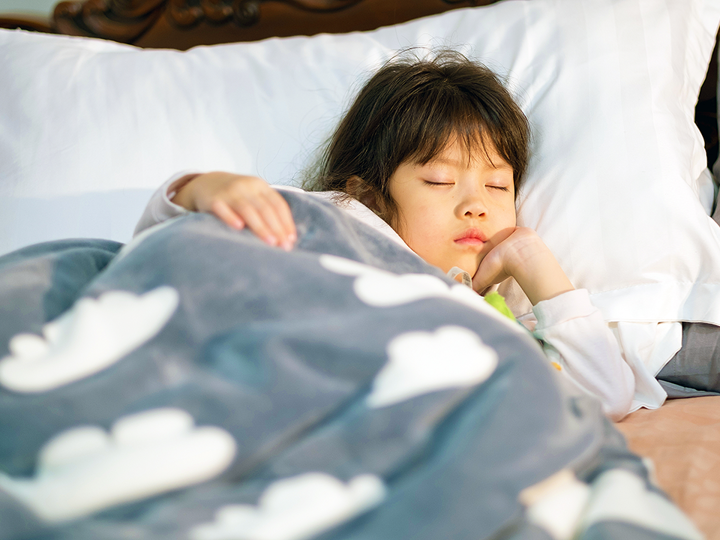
[135, 50, 698, 421]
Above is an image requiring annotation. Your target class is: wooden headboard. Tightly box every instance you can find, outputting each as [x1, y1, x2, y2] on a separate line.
[1, 0, 717, 166]
[0, 0, 487, 49]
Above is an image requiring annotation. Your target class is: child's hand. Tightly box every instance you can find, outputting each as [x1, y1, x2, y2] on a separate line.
[472, 227, 574, 305]
[172, 172, 297, 250]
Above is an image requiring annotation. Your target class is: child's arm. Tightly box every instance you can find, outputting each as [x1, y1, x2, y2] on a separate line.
[171, 171, 297, 251]
[473, 228, 635, 420]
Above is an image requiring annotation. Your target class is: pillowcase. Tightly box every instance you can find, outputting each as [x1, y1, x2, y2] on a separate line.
[1, 0, 720, 327]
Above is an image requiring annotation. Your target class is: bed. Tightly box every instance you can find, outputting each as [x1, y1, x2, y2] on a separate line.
[1, 0, 719, 539]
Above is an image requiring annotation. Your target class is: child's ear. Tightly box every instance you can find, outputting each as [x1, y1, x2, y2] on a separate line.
[346, 176, 381, 214]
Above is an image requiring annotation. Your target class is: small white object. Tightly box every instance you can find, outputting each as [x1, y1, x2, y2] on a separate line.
[447, 267, 473, 288]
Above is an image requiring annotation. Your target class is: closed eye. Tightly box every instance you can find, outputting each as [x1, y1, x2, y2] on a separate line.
[423, 180, 454, 186]
[488, 185, 510, 192]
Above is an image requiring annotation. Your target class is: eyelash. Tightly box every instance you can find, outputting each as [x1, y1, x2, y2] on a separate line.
[423, 181, 510, 192]
[423, 181, 453, 186]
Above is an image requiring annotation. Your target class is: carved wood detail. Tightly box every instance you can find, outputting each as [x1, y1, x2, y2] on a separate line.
[43, 0, 485, 50]
[52, 0, 394, 41]
[166, 0, 365, 29]
[53, 0, 165, 41]
[49, 0, 481, 44]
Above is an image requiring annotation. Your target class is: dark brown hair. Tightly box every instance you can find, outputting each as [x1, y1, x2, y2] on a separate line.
[303, 50, 530, 224]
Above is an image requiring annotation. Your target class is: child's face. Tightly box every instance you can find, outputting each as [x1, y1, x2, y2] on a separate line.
[388, 140, 517, 276]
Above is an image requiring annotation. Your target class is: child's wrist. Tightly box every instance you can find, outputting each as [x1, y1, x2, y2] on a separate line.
[522, 277, 575, 305]
[170, 173, 201, 211]
[510, 253, 574, 305]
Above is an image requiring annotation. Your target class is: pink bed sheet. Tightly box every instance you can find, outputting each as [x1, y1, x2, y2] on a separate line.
[616, 396, 720, 539]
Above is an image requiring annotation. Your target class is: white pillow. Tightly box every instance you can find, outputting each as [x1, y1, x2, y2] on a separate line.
[1, 0, 720, 327]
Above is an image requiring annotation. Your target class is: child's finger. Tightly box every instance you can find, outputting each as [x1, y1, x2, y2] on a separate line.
[267, 190, 297, 244]
[260, 192, 296, 248]
[253, 194, 293, 249]
[471, 272, 492, 294]
[471, 252, 506, 293]
[232, 201, 280, 247]
[211, 199, 245, 230]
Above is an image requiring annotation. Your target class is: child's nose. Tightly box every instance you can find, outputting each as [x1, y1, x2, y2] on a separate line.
[456, 190, 488, 218]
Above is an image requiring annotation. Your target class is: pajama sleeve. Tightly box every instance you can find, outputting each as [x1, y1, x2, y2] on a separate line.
[530, 289, 635, 421]
[133, 172, 199, 237]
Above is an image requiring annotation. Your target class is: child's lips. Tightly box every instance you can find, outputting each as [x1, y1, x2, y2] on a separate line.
[455, 237, 485, 246]
[454, 229, 487, 246]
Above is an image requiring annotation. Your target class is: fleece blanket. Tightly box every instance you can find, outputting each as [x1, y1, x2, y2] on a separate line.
[0, 191, 703, 540]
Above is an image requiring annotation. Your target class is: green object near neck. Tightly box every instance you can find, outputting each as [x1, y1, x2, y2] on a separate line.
[483, 291, 516, 321]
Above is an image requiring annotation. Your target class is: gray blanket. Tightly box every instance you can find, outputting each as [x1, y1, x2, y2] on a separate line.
[0, 192, 702, 540]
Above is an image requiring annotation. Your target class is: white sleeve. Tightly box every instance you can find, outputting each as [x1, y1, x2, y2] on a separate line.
[530, 289, 635, 421]
[133, 171, 200, 237]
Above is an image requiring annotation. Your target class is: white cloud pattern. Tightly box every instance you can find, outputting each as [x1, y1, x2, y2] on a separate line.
[319, 255, 520, 331]
[0, 287, 179, 392]
[0, 408, 237, 522]
[190, 472, 385, 540]
[367, 325, 498, 408]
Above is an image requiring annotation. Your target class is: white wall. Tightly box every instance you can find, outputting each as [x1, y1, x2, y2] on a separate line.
[0, 0, 57, 16]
